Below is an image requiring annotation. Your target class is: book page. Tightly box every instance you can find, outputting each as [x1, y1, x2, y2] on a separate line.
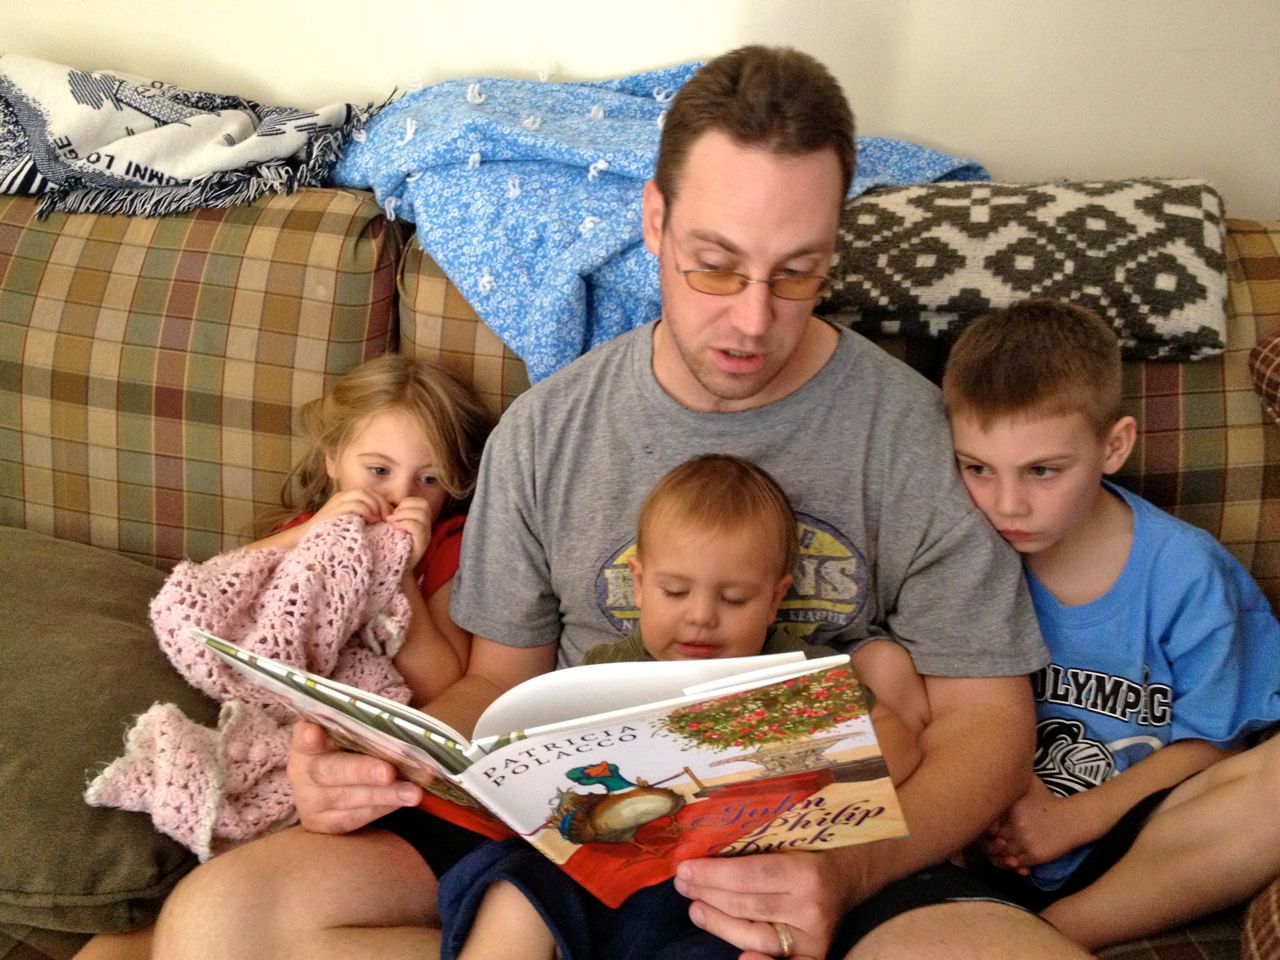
[198, 630, 472, 775]
[472, 655, 848, 751]
[471, 651, 806, 742]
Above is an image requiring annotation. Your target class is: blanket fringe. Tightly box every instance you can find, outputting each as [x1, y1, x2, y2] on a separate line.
[34, 100, 381, 220]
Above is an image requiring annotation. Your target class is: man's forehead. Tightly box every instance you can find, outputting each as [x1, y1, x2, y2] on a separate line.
[661, 130, 844, 245]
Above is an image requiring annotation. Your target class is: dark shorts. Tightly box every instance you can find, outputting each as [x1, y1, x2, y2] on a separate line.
[372, 806, 488, 880]
[961, 784, 1176, 913]
[379, 807, 1035, 959]
[436, 838, 737, 960]
[828, 862, 1034, 953]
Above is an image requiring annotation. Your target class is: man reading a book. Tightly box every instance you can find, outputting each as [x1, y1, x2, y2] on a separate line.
[155, 46, 1094, 960]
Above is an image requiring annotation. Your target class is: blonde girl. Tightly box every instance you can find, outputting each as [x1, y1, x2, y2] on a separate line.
[253, 353, 495, 703]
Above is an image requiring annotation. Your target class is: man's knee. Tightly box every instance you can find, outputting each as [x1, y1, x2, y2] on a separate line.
[154, 826, 437, 959]
[846, 901, 1090, 960]
[153, 843, 279, 960]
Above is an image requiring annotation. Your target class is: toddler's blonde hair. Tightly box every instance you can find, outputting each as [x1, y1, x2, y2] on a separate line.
[636, 454, 798, 579]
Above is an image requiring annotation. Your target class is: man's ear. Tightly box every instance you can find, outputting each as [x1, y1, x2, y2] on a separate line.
[641, 180, 665, 257]
[627, 554, 644, 608]
[1101, 415, 1138, 475]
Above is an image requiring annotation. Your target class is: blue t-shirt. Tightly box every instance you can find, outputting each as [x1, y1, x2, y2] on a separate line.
[1025, 481, 1280, 890]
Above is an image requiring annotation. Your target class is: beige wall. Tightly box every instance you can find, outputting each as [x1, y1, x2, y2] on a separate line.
[6, 0, 1278, 216]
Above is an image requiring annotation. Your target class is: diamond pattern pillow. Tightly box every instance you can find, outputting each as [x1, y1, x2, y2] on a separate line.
[822, 179, 1228, 361]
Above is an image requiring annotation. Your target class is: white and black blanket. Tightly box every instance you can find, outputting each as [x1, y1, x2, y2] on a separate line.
[0, 54, 371, 217]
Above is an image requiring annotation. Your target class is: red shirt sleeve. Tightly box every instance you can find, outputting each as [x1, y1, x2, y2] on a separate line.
[417, 513, 467, 598]
[276, 511, 313, 531]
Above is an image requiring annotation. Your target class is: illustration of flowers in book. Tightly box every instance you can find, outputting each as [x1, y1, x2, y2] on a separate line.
[660, 666, 871, 775]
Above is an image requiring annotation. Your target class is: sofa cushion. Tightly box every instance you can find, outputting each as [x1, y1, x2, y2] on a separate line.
[1110, 219, 1280, 612]
[823, 178, 1229, 361]
[1095, 909, 1244, 960]
[397, 237, 529, 416]
[0, 187, 402, 568]
[1243, 875, 1280, 960]
[1250, 331, 1280, 426]
[0, 526, 218, 933]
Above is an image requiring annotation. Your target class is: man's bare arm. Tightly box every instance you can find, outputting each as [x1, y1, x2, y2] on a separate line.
[857, 672, 1038, 886]
[422, 635, 559, 737]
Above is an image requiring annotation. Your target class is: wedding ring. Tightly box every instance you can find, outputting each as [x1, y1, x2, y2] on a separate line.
[771, 920, 795, 958]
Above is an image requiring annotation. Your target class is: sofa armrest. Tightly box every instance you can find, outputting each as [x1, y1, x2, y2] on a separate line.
[1249, 331, 1280, 426]
[0, 188, 402, 567]
[1112, 219, 1280, 611]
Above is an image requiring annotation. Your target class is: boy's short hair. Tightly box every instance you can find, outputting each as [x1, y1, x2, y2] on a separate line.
[942, 299, 1125, 437]
[654, 45, 855, 209]
[636, 454, 798, 579]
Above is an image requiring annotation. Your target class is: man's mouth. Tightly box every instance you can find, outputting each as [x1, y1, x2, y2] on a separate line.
[713, 347, 763, 373]
[1000, 529, 1033, 543]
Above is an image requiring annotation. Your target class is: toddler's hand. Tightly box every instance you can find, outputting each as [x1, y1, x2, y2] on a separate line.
[387, 497, 432, 569]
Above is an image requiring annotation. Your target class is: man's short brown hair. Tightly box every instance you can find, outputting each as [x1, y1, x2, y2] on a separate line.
[654, 45, 855, 208]
[941, 299, 1126, 437]
[636, 454, 798, 579]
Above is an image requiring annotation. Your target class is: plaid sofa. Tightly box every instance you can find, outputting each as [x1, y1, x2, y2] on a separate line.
[0, 188, 1276, 960]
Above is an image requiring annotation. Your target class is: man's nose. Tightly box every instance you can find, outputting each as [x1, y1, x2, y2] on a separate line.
[730, 278, 775, 338]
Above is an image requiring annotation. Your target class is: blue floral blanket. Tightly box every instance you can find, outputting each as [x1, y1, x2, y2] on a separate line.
[331, 64, 988, 382]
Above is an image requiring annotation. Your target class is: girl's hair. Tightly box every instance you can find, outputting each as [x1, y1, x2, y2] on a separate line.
[636, 454, 799, 579]
[256, 354, 496, 536]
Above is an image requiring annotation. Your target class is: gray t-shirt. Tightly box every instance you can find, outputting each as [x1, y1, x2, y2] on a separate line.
[451, 320, 1046, 675]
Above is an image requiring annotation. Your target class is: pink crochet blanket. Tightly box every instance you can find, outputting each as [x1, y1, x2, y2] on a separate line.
[85, 515, 415, 860]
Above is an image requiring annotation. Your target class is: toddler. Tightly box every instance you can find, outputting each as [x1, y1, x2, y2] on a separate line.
[445, 453, 923, 960]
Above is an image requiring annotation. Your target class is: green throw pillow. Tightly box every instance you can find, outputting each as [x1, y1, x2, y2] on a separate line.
[0, 527, 219, 933]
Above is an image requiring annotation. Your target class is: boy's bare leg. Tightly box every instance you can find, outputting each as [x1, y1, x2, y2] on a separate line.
[1043, 736, 1280, 950]
[153, 825, 440, 960]
[458, 881, 557, 960]
[72, 924, 153, 960]
[850, 901, 1095, 959]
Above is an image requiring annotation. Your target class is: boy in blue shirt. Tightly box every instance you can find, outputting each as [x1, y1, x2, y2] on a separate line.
[941, 298, 1280, 951]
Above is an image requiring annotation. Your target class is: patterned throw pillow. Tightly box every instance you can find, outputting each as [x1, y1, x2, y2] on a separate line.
[823, 179, 1228, 361]
[1250, 331, 1280, 426]
[1243, 875, 1280, 960]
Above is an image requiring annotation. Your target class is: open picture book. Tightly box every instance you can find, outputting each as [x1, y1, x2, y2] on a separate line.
[200, 629, 908, 906]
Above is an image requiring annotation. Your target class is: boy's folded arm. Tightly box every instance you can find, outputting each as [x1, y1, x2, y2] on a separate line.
[1068, 737, 1233, 834]
[1001, 737, 1235, 867]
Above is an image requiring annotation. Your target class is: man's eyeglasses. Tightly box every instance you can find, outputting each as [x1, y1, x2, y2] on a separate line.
[672, 253, 831, 302]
